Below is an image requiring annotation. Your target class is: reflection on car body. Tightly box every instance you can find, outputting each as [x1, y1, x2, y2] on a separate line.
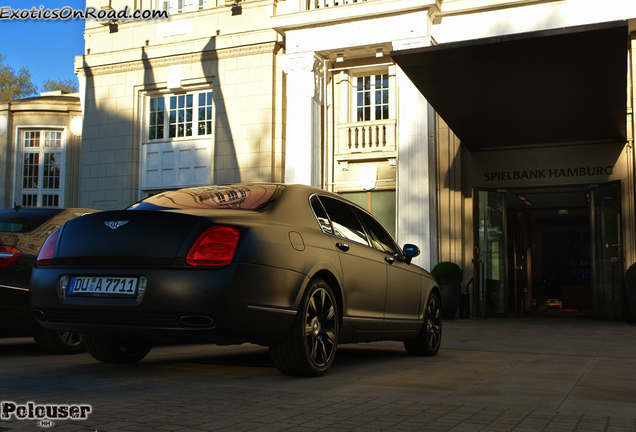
[29, 184, 441, 376]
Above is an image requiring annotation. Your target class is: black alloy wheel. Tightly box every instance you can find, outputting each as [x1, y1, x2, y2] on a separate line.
[83, 334, 152, 364]
[270, 278, 339, 377]
[404, 292, 442, 356]
[33, 325, 84, 355]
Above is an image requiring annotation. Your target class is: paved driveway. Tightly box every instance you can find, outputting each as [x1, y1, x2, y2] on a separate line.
[1, 318, 635, 431]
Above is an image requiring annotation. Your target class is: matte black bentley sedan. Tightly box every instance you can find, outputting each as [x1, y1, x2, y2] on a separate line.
[30, 184, 441, 376]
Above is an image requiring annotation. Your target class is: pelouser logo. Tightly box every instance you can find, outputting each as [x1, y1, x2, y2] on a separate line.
[1, 401, 91, 421]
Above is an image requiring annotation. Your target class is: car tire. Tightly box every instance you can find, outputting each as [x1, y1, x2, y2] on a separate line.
[404, 292, 442, 356]
[33, 325, 84, 355]
[83, 334, 152, 364]
[269, 278, 339, 377]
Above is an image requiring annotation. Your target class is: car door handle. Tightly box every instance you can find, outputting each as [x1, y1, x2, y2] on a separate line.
[336, 242, 350, 252]
[384, 256, 394, 264]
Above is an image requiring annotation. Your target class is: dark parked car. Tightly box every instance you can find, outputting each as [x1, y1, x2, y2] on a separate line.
[29, 184, 441, 376]
[0, 207, 98, 353]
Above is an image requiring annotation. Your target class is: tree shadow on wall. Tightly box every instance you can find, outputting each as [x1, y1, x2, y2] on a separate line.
[203, 35, 240, 184]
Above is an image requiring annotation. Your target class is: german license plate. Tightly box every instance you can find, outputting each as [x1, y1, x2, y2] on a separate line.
[68, 276, 138, 296]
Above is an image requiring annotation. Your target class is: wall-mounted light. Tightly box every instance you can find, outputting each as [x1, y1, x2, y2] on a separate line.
[336, 53, 344, 63]
[376, 48, 384, 58]
[225, 0, 242, 13]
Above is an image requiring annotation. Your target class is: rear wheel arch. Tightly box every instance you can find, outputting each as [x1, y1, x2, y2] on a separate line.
[269, 276, 340, 376]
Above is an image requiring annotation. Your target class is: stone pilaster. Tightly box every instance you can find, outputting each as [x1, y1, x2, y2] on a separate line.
[280, 52, 324, 186]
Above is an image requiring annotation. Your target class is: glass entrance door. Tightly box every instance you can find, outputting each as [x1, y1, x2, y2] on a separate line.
[474, 190, 507, 317]
[590, 181, 624, 320]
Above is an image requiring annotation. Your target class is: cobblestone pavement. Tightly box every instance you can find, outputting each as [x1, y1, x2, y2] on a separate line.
[1, 318, 635, 431]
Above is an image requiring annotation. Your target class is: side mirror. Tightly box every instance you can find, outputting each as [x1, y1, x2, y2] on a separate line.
[402, 244, 420, 264]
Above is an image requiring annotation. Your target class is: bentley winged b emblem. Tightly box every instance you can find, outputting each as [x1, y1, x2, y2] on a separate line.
[104, 220, 129, 230]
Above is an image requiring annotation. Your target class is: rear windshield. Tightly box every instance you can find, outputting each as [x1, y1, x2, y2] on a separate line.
[0, 208, 64, 233]
[129, 185, 285, 211]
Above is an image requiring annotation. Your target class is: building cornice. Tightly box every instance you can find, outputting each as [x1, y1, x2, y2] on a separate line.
[77, 41, 281, 77]
[271, 0, 436, 33]
[432, 0, 563, 22]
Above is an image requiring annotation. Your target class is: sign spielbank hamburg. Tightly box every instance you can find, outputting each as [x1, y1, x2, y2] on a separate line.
[484, 165, 613, 182]
[469, 143, 626, 188]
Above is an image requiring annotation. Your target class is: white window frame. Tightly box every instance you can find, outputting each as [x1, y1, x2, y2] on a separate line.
[147, 89, 214, 142]
[162, 0, 207, 14]
[141, 88, 214, 193]
[348, 67, 396, 124]
[14, 127, 66, 207]
[354, 72, 390, 122]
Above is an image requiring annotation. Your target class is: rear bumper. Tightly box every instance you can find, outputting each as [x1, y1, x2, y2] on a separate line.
[29, 262, 307, 346]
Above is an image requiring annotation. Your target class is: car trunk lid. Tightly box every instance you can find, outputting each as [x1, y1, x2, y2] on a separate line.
[56, 210, 200, 266]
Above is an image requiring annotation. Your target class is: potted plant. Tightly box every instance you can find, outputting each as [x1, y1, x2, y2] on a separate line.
[431, 261, 463, 320]
[624, 263, 636, 321]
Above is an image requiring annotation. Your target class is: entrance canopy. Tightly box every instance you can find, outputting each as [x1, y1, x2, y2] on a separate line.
[391, 21, 629, 151]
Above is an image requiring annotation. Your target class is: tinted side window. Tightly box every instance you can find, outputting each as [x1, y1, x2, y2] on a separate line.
[319, 196, 368, 246]
[310, 195, 333, 235]
[355, 208, 398, 255]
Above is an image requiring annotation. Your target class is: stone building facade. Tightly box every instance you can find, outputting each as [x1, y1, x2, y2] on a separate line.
[0, 92, 83, 208]
[53, 0, 636, 318]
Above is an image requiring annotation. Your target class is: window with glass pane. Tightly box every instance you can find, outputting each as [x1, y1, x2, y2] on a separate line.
[340, 190, 396, 239]
[24, 131, 40, 148]
[149, 97, 165, 140]
[375, 74, 389, 120]
[310, 195, 333, 235]
[42, 194, 59, 207]
[355, 208, 398, 255]
[43, 154, 60, 189]
[20, 130, 63, 207]
[357, 76, 371, 121]
[164, 0, 205, 13]
[44, 131, 62, 148]
[23, 154, 39, 189]
[198, 91, 213, 136]
[318, 196, 368, 246]
[356, 74, 389, 122]
[169, 94, 193, 138]
[149, 91, 212, 141]
[22, 194, 37, 207]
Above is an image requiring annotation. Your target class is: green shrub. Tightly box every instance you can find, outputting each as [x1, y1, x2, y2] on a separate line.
[431, 261, 463, 286]
[625, 263, 636, 287]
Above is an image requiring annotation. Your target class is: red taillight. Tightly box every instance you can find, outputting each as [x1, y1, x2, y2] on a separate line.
[186, 226, 240, 266]
[36, 228, 60, 266]
[0, 246, 22, 268]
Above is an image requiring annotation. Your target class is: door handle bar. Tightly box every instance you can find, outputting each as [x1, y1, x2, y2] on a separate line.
[336, 242, 350, 252]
